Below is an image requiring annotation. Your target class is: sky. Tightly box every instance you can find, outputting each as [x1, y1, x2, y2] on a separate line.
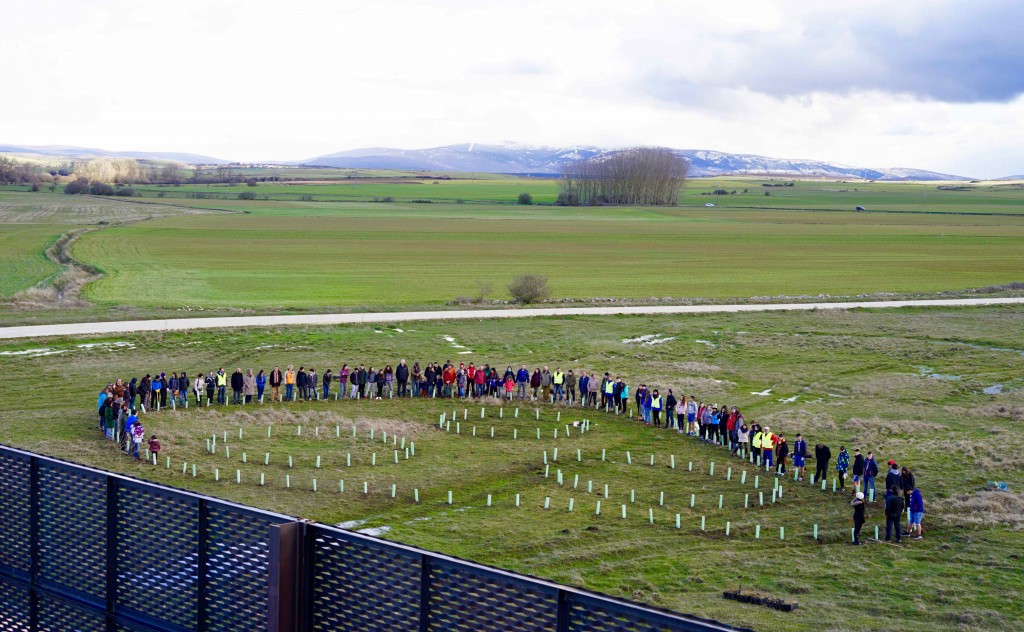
[2, 0, 1022, 177]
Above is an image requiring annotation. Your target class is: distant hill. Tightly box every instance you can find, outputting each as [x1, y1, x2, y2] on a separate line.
[300, 143, 971, 181]
[996, 175, 1024, 180]
[0, 141, 974, 180]
[0, 143, 228, 165]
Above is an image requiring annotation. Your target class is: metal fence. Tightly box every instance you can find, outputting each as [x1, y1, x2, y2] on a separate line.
[0, 445, 747, 632]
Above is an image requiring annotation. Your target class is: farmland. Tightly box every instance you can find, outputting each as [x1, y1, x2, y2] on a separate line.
[0, 306, 1021, 630]
[70, 202, 1024, 309]
[1, 178, 1022, 319]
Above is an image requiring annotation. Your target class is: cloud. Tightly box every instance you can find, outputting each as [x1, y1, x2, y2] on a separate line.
[633, 1, 1024, 104]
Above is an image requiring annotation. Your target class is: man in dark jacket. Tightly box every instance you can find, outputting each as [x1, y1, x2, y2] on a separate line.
[885, 460, 903, 494]
[851, 449, 865, 493]
[665, 390, 677, 429]
[863, 452, 879, 502]
[396, 359, 409, 398]
[885, 488, 905, 543]
[814, 443, 831, 484]
[230, 368, 244, 404]
[296, 368, 307, 400]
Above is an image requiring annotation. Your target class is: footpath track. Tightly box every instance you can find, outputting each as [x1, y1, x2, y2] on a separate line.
[1, 298, 1022, 340]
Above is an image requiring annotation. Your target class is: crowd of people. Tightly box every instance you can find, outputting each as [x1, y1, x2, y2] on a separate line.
[95, 358, 925, 543]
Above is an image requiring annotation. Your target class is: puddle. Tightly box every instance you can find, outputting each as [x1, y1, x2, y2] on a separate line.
[0, 348, 69, 358]
[750, 389, 772, 396]
[777, 396, 799, 403]
[622, 334, 676, 346]
[357, 526, 391, 537]
[76, 342, 135, 350]
[983, 384, 1004, 395]
[916, 366, 961, 381]
[335, 519, 367, 529]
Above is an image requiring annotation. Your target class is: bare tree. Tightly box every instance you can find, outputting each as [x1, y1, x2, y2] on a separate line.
[559, 147, 689, 206]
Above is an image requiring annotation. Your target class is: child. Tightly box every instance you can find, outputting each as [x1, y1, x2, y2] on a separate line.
[504, 374, 515, 400]
[148, 435, 161, 464]
[131, 420, 146, 461]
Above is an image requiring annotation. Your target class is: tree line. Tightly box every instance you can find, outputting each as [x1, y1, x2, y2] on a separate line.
[558, 147, 690, 206]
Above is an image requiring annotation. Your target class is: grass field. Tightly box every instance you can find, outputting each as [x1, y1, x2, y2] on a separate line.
[70, 202, 1024, 309]
[1, 307, 1022, 631]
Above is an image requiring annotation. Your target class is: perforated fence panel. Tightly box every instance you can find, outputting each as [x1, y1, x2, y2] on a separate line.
[206, 505, 274, 631]
[0, 445, 741, 632]
[37, 462, 107, 604]
[0, 452, 30, 577]
[0, 577, 30, 632]
[310, 528, 421, 632]
[37, 593, 107, 632]
[429, 560, 558, 631]
[116, 483, 199, 629]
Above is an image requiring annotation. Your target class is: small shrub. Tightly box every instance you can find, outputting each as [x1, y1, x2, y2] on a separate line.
[238, 191, 257, 200]
[556, 192, 578, 206]
[64, 178, 91, 195]
[115, 187, 136, 197]
[508, 274, 550, 304]
[30, 183, 39, 192]
[246, 178, 258, 187]
[517, 192, 533, 205]
[89, 182, 115, 196]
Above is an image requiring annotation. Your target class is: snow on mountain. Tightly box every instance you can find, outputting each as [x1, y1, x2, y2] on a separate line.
[300, 144, 970, 180]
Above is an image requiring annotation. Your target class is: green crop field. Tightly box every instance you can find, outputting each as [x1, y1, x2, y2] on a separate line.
[1, 307, 1021, 631]
[0, 225, 66, 295]
[71, 202, 1024, 309]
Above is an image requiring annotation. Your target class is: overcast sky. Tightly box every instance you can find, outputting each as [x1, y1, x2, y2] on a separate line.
[2, 0, 1022, 177]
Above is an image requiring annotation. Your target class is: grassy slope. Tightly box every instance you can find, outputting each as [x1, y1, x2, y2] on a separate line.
[1, 307, 1021, 631]
[71, 203, 1024, 308]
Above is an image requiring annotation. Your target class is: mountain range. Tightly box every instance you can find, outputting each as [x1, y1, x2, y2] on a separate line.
[0, 142, 979, 180]
[298, 144, 972, 181]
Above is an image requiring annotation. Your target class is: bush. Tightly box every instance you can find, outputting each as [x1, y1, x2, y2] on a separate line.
[517, 192, 533, 205]
[115, 187, 136, 197]
[89, 182, 116, 196]
[238, 191, 257, 200]
[507, 274, 550, 304]
[246, 178, 258, 187]
[556, 192, 578, 206]
[64, 178, 91, 195]
[30, 183, 39, 192]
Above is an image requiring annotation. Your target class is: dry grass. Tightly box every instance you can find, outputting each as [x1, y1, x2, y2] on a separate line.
[933, 491, 1024, 529]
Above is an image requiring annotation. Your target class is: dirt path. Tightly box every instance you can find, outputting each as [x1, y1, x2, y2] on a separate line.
[1, 297, 1021, 340]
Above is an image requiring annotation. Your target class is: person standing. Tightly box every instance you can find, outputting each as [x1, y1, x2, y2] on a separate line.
[552, 368, 565, 402]
[296, 367, 308, 401]
[410, 362, 420, 397]
[565, 370, 577, 405]
[577, 371, 589, 407]
[686, 397, 698, 435]
[322, 369, 332, 400]
[194, 373, 205, 408]
[792, 434, 807, 481]
[863, 451, 878, 501]
[383, 365, 394, 399]
[269, 366, 283, 402]
[178, 372, 189, 407]
[515, 365, 529, 400]
[908, 487, 924, 539]
[814, 443, 831, 484]
[540, 367, 553, 402]
[885, 487, 905, 543]
[851, 449, 865, 493]
[231, 368, 244, 405]
[530, 368, 542, 401]
[835, 446, 850, 491]
[851, 491, 866, 545]
[243, 369, 256, 404]
[284, 365, 296, 401]
[307, 368, 318, 400]
[885, 460, 903, 495]
[216, 368, 227, 405]
[650, 389, 663, 427]
[665, 389, 677, 430]
[205, 371, 215, 405]
[395, 359, 409, 398]
[762, 426, 776, 469]
[737, 422, 750, 456]
[256, 370, 266, 403]
[901, 466, 916, 517]
[776, 435, 789, 475]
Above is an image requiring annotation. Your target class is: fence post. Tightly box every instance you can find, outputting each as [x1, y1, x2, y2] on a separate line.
[419, 554, 432, 632]
[268, 522, 304, 632]
[105, 474, 119, 629]
[198, 498, 210, 632]
[28, 456, 40, 629]
[556, 588, 570, 632]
